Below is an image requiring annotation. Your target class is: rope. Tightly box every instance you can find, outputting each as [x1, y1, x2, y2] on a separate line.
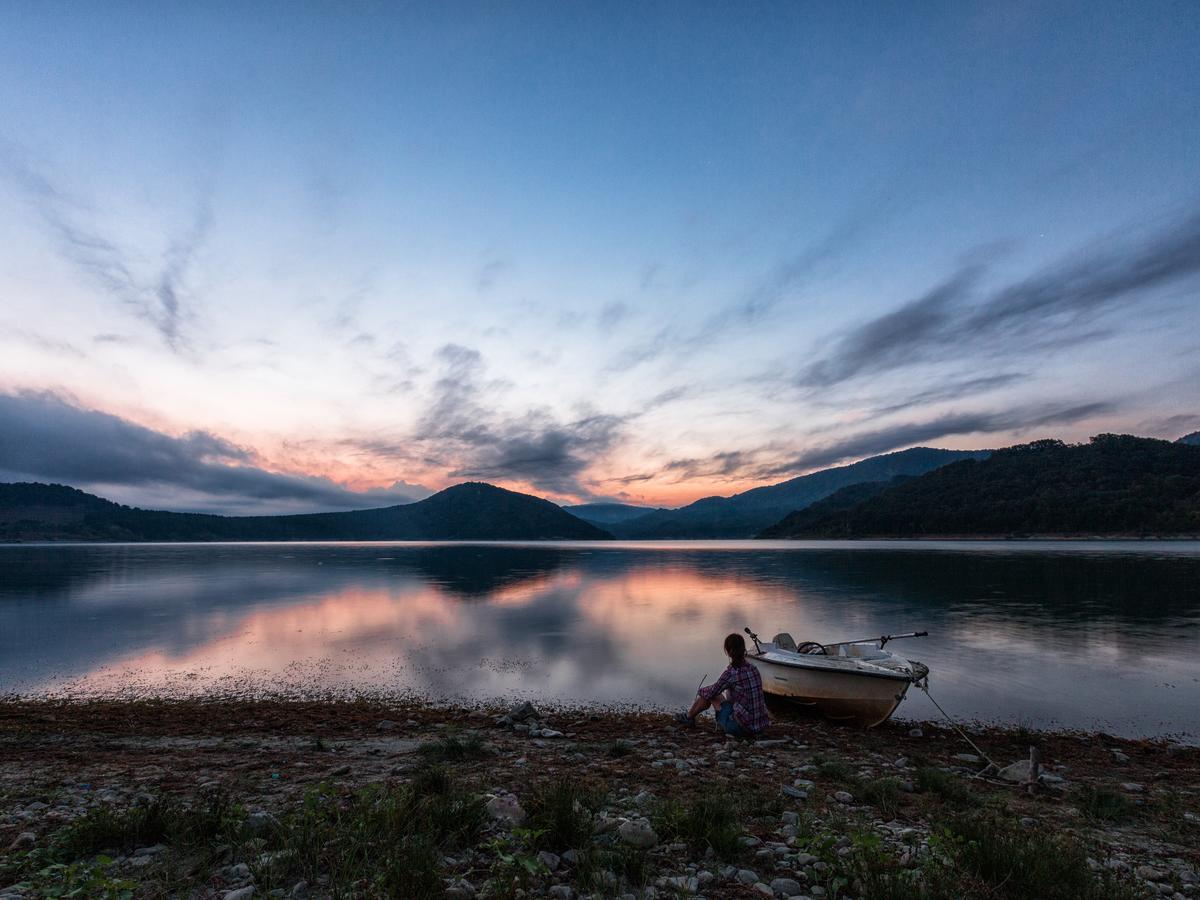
[914, 672, 1000, 772]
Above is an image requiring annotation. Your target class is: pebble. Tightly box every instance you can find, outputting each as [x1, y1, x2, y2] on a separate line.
[1121, 782, 1145, 793]
[485, 794, 526, 825]
[547, 886, 572, 900]
[753, 883, 773, 896]
[908, 728, 923, 738]
[833, 791, 854, 804]
[782, 786, 808, 800]
[736, 868, 760, 884]
[537, 850, 561, 871]
[223, 889, 256, 900]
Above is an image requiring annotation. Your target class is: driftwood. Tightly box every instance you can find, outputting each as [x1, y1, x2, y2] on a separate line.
[1026, 744, 1042, 794]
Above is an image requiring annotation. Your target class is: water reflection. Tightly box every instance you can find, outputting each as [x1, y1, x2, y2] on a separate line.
[1, 542, 1198, 739]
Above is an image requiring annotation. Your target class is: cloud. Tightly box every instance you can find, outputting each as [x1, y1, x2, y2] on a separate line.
[409, 344, 628, 498]
[0, 390, 431, 515]
[797, 210, 1200, 388]
[0, 142, 211, 352]
[759, 401, 1113, 476]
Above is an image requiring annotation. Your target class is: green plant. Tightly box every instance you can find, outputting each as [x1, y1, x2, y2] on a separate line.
[526, 778, 601, 852]
[487, 827, 549, 899]
[607, 739, 634, 758]
[857, 777, 904, 819]
[15, 855, 139, 900]
[651, 794, 742, 860]
[1072, 784, 1133, 823]
[416, 731, 486, 762]
[914, 766, 971, 802]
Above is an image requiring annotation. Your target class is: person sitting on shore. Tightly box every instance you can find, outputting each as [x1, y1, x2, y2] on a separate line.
[676, 633, 769, 738]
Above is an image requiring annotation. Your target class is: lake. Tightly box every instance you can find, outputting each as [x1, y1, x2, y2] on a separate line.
[2, 541, 1199, 741]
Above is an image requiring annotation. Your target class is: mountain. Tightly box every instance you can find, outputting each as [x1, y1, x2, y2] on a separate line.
[0, 481, 612, 542]
[563, 502, 668, 526]
[757, 477, 910, 538]
[608, 447, 990, 538]
[1179, 431, 1200, 446]
[759, 434, 1200, 538]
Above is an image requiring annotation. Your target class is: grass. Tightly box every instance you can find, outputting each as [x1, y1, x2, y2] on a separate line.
[857, 776, 904, 819]
[914, 766, 972, 803]
[1072, 784, 1134, 823]
[56, 792, 245, 857]
[258, 775, 487, 898]
[416, 731, 486, 762]
[814, 757, 854, 782]
[651, 794, 743, 860]
[525, 777, 603, 853]
[942, 811, 1147, 900]
[607, 739, 634, 758]
[573, 843, 653, 893]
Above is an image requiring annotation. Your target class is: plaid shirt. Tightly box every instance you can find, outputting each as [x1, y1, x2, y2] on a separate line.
[700, 661, 769, 734]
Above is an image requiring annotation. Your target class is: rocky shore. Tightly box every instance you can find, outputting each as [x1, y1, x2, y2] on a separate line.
[1, 698, 1196, 899]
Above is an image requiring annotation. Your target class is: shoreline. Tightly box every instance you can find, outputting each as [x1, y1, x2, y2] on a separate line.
[2, 698, 1196, 899]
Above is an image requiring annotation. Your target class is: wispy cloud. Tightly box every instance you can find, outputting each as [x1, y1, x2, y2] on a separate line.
[797, 210, 1200, 388]
[0, 141, 212, 353]
[759, 401, 1113, 477]
[0, 390, 429, 514]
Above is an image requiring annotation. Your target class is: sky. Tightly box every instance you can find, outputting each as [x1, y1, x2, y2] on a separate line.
[1, 1, 1198, 515]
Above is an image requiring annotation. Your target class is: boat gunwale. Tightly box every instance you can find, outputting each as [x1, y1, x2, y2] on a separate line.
[749, 650, 917, 682]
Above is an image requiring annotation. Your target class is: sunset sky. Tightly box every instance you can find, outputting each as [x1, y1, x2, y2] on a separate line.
[1, 2, 1198, 514]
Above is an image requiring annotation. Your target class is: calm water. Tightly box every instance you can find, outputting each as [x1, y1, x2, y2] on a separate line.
[2, 541, 1199, 740]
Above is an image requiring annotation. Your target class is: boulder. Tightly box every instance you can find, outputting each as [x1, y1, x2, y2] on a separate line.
[485, 794, 526, 825]
[617, 818, 658, 849]
[771, 877, 803, 896]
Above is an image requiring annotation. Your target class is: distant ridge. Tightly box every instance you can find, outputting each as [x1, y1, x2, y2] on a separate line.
[759, 434, 1200, 538]
[1179, 431, 1200, 446]
[0, 481, 612, 542]
[563, 502, 668, 526]
[609, 447, 990, 538]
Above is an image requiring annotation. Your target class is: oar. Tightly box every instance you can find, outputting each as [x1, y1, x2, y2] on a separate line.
[832, 630, 928, 649]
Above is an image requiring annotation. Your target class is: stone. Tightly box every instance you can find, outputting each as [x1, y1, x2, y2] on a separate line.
[952, 753, 981, 765]
[8, 832, 35, 850]
[736, 869, 760, 884]
[753, 883, 774, 896]
[998, 760, 1032, 783]
[657, 875, 697, 893]
[908, 728, 924, 738]
[833, 791, 854, 804]
[548, 886, 572, 900]
[1121, 782, 1145, 793]
[562, 849, 580, 865]
[1138, 866, 1170, 881]
[375, 720, 397, 731]
[537, 850, 561, 872]
[507, 700, 538, 721]
[289, 882, 309, 898]
[328, 764, 350, 777]
[781, 811, 798, 825]
[539, 729, 565, 739]
[617, 818, 658, 849]
[485, 794, 526, 825]
[781, 786, 808, 800]
[246, 810, 279, 833]
[133, 844, 166, 856]
[771, 877, 803, 896]
[223, 889, 256, 900]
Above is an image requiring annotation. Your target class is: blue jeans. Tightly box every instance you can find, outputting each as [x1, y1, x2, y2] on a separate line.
[716, 701, 748, 737]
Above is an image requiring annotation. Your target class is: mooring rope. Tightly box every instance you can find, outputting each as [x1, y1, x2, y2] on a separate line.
[913, 670, 1000, 772]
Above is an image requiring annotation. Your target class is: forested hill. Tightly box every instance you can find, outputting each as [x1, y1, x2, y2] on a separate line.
[608, 446, 988, 538]
[0, 482, 612, 542]
[758, 435, 1200, 538]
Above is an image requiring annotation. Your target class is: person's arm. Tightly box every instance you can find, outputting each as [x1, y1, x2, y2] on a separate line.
[698, 666, 733, 702]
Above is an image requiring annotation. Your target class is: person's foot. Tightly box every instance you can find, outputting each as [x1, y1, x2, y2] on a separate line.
[674, 712, 696, 728]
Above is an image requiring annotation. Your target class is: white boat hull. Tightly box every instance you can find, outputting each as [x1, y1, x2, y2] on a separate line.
[747, 639, 924, 728]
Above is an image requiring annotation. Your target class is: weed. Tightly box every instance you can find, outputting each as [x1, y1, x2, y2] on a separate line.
[416, 731, 485, 762]
[56, 792, 246, 858]
[607, 739, 634, 758]
[815, 757, 854, 782]
[1072, 784, 1133, 823]
[914, 766, 971, 803]
[857, 777, 904, 819]
[526, 778, 602, 852]
[260, 776, 486, 899]
[487, 827, 549, 900]
[651, 794, 742, 860]
[944, 812, 1146, 900]
[13, 855, 139, 900]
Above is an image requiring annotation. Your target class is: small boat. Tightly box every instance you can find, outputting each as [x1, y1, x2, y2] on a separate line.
[745, 627, 930, 728]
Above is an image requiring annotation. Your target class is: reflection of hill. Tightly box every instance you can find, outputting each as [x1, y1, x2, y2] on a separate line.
[394, 546, 574, 599]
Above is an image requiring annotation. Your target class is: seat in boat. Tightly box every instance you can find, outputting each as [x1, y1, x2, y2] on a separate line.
[772, 632, 797, 651]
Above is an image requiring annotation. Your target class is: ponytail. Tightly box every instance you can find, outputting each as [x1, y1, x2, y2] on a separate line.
[724, 632, 747, 666]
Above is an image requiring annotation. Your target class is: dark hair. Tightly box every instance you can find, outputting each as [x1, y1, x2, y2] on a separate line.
[724, 633, 747, 666]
